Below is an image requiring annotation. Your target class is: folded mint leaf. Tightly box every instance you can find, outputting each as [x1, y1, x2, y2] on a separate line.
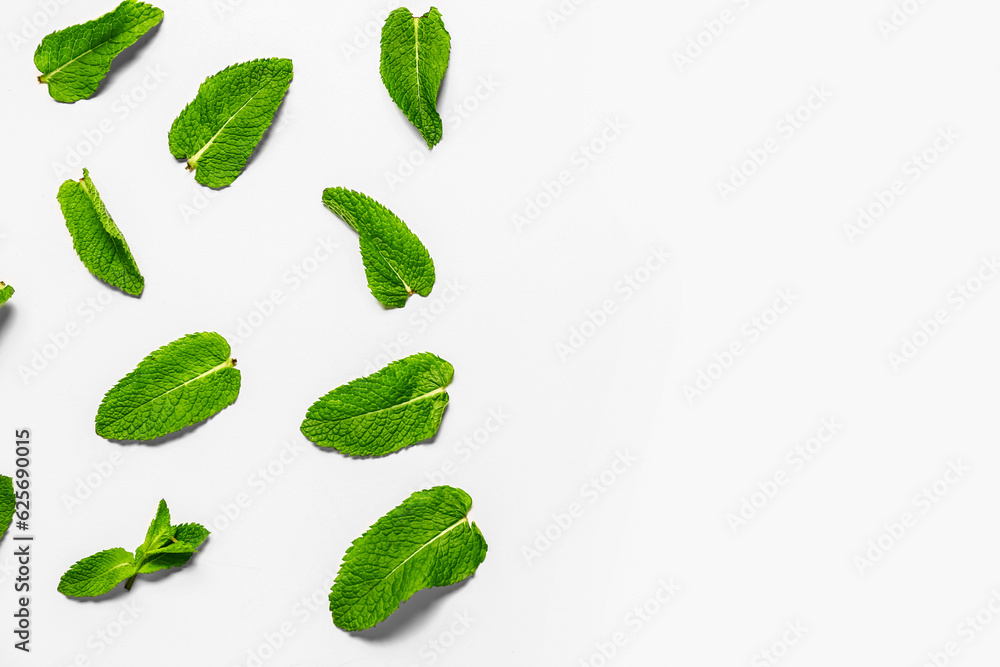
[330, 486, 487, 631]
[380, 7, 450, 148]
[58, 500, 209, 597]
[96, 332, 240, 441]
[35, 0, 163, 103]
[58, 169, 144, 296]
[58, 548, 136, 597]
[169, 58, 293, 188]
[322, 188, 435, 308]
[0, 476, 13, 541]
[0, 283, 13, 309]
[301, 352, 452, 457]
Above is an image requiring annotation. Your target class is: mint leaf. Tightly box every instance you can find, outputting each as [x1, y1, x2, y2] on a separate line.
[58, 548, 136, 597]
[301, 352, 453, 457]
[0, 282, 13, 309]
[322, 188, 435, 308]
[58, 500, 209, 597]
[169, 58, 293, 188]
[380, 7, 451, 148]
[96, 332, 241, 441]
[0, 476, 14, 541]
[330, 486, 487, 631]
[35, 0, 163, 103]
[57, 169, 144, 296]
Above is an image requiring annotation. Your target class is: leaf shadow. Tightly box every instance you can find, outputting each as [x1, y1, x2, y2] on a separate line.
[65, 539, 209, 603]
[310, 404, 450, 459]
[351, 577, 473, 641]
[0, 305, 16, 349]
[90, 22, 163, 100]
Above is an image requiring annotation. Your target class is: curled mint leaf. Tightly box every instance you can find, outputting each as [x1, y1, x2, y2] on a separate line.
[330, 486, 487, 631]
[0, 283, 13, 309]
[35, 0, 163, 103]
[0, 476, 13, 541]
[96, 332, 241, 441]
[301, 352, 452, 457]
[58, 500, 209, 597]
[168, 58, 293, 188]
[57, 169, 144, 297]
[322, 187, 435, 309]
[380, 7, 451, 148]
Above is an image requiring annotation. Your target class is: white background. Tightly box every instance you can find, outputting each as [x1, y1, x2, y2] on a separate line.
[1, 0, 1000, 665]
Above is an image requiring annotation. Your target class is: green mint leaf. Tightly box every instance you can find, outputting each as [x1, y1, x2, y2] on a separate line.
[322, 188, 435, 308]
[59, 500, 210, 597]
[57, 169, 144, 297]
[57, 548, 137, 597]
[330, 485, 487, 631]
[0, 282, 13, 309]
[168, 58, 293, 188]
[0, 476, 14, 541]
[301, 352, 453, 457]
[35, 0, 163, 103]
[380, 7, 451, 148]
[95, 332, 241, 441]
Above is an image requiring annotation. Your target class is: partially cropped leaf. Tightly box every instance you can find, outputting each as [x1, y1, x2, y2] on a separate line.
[0, 476, 14, 541]
[57, 169, 144, 296]
[380, 7, 451, 148]
[169, 58, 293, 188]
[35, 0, 163, 103]
[0, 283, 13, 309]
[330, 486, 487, 631]
[301, 352, 452, 457]
[322, 188, 435, 308]
[96, 332, 240, 441]
[58, 500, 209, 597]
[58, 548, 136, 597]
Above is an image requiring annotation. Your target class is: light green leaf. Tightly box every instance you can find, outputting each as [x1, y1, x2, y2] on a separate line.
[59, 500, 209, 597]
[57, 169, 144, 296]
[330, 486, 487, 631]
[57, 548, 137, 597]
[0, 283, 13, 309]
[380, 7, 451, 148]
[35, 0, 163, 103]
[301, 352, 453, 457]
[96, 332, 241, 441]
[0, 476, 14, 541]
[322, 188, 435, 308]
[169, 58, 293, 188]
